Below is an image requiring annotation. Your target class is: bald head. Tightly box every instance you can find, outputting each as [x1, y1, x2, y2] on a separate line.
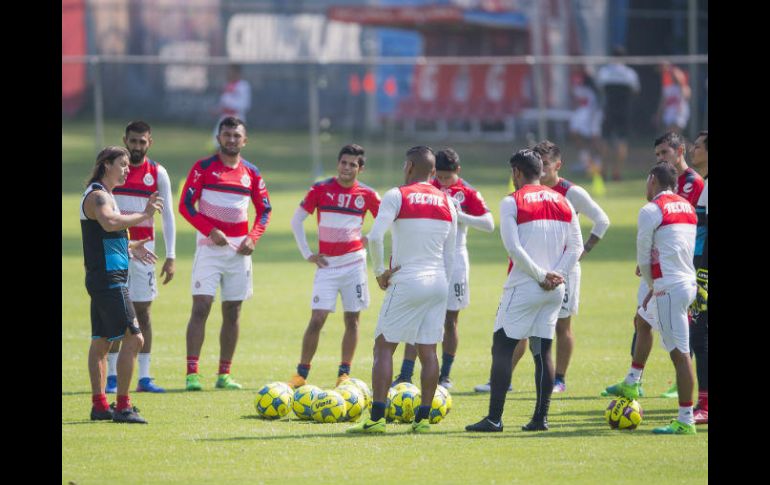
[405, 146, 436, 181]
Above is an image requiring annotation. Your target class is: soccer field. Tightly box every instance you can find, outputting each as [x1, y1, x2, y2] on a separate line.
[62, 122, 707, 484]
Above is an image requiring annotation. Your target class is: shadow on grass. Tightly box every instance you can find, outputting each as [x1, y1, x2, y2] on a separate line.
[196, 428, 471, 442]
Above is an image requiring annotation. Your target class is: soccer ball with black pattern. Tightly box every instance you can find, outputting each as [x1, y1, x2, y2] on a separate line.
[605, 397, 643, 430]
[347, 377, 372, 409]
[336, 384, 364, 422]
[292, 384, 322, 420]
[388, 387, 421, 423]
[436, 384, 452, 415]
[429, 386, 451, 424]
[254, 382, 294, 419]
[311, 390, 347, 423]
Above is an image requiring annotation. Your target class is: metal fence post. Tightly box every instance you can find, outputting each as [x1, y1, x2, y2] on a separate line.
[91, 57, 105, 153]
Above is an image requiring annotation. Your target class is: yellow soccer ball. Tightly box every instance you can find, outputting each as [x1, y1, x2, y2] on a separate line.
[389, 388, 421, 423]
[336, 385, 364, 422]
[254, 381, 293, 419]
[311, 390, 347, 423]
[605, 397, 643, 430]
[292, 384, 322, 420]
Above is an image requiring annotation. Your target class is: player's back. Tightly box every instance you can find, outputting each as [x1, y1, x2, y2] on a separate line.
[503, 185, 576, 288]
[390, 182, 455, 280]
[645, 192, 697, 289]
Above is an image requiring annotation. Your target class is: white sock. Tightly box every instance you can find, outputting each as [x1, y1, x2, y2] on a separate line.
[138, 353, 151, 379]
[678, 405, 694, 425]
[624, 364, 643, 385]
[107, 352, 119, 377]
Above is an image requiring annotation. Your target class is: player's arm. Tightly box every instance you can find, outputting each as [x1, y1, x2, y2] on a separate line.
[87, 190, 162, 233]
[499, 197, 548, 284]
[554, 205, 584, 279]
[238, 172, 272, 255]
[443, 198, 458, 280]
[366, 188, 401, 288]
[178, 162, 216, 238]
[636, 204, 661, 289]
[457, 189, 495, 232]
[156, 166, 176, 283]
[568, 186, 610, 259]
[291, 205, 327, 267]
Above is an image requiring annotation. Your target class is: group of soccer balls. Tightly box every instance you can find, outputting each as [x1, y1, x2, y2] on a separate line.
[253, 377, 452, 424]
[604, 397, 644, 430]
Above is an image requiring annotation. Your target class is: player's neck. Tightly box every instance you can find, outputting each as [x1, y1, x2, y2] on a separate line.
[336, 177, 356, 189]
[674, 158, 688, 175]
[219, 153, 240, 168]
[542, 175, 559, 187]
[406, 175, 431, 185]
[129, 156, 145, 168]
[97, 178, 116, 193]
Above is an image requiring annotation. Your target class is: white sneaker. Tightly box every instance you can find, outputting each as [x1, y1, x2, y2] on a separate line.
[473, 381, 512, 393]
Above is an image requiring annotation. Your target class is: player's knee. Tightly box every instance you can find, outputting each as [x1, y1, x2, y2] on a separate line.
[343, 313, 359, 329]
[307, 317, 326, 333]
[191, 301, 213, 322]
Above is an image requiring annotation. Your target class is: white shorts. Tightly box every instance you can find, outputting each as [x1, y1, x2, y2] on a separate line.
[446, 251, 469, 311]
[311, 260, 369, 313]
[647, 283, 696, 354]
[636, 279, 657, 325]
[494, 280, 565, 340]
[127, 258, 157, 302]
[558, 263, 581, 319]
[569, 108, 602, 138]
[375, 274, 448, 345]
[191, 242, 253, 301]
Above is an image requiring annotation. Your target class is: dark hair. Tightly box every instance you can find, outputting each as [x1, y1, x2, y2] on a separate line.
[654, 131, 685, 151]
[698, 130, 708, 151]
[125, 120, 152, 137]
[533, 140, 561, 163]
[509, 149, 543, 180]
[435, 148, 460, 171]
[406, 145, 436, 174]
[218, 116, 246, 134]
[649, 161, 678, 190]
[87, 146, 129, 185]
[338, 144, 366, 167]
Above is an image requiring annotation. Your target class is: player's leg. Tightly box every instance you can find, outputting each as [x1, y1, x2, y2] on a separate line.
[605, 312, 651, 399]
[414, 342, 439, 431]
[106, 340, 120, 393]
[292, 309, 331, 387]
[370, 335, 398, 423]
[466, 329, 519, 432]
[88, 336, 112, 420]
[338, 311, 360, 384]
[133, 301, 163, 392]
[691, 310, 708, 423]
[553, 316, 573, 392]
[185, 295, 214, 390]
[524, 336, 554, 431]
[438, 310, 460, 388]
[216, 300, 243, 389]
[337, 268, 369, 385]
[115, 326, 145, 422]
[472, 331, 524, 393]
[393, 344, 418, 385]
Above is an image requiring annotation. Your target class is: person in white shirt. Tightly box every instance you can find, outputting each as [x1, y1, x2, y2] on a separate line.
[604, 161, 699, 435]
[212, 64, 251, 147]
[466, 149, 582, 433]
[347, 146, 457, 434]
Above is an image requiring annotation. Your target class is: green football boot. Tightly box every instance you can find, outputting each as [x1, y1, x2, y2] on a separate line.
[660, 383, 678, 399]
[601, 383, 644, 397]
[346, 417, 386, 434]
[652, 420, 697, 435]
[215, 374, 243, 390]
[186, 373, 203, 391]
[603, 380, 641, 400]
[411, 419, 431, 433]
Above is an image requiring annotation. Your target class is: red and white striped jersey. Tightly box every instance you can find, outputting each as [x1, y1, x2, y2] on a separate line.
[676, 167, 704, 207]
[501, 185, 583, 289]
[179, 155, 271, 246]
[637, 191, 697, 290]
[367, 182, 457, 281]
[432, 177, 490, 251]
[112, 158, 176, 258]
[299, 177, 380, 267]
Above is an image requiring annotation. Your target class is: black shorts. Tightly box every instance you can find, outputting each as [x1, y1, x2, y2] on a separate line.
[602, 111, 630, 139]
[90, 286, 140, 341]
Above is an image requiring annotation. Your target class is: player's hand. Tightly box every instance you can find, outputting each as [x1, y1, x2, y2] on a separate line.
[642, 289, 653, 311]
[209, 229, 228, 246]
[578, 250, 587, 262]
[635, 265, 641, 277]
[144, 191, 164, 217]
[236, 237, 256, 255]
[129, 238, 158, 265]
[376, 265, 401, 290]
[160, 258, 175, 284]
[308, 254, 329, 268]
[539, 272, 564, 291]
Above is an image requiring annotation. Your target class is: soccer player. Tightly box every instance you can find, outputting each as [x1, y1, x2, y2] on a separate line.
[391, 148, 494, 390]
[689, 131, 708, 424]
[604, 161, 698, 435]
[596, 45, 640, 181]
[212, 64, 251, 147]
[179, 116, 272, 391]
[81, 146, 163, 423]
[568, 66, 604, 176]
[607, 131, 703, 399]
[104, 121, 176, 394]
[655, 62, 691, 133]
[347, 146, 457, 434]
[466, 149, 582, 433]
[287, 144, 381, 388]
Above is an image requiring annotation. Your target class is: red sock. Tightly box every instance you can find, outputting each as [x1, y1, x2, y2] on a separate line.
[187, 356, 199, 375]
[117, 395, 131, 411]
[698, 391, 708, 410]
[218, 360, 232, 375]
[92, 393, 109, 412]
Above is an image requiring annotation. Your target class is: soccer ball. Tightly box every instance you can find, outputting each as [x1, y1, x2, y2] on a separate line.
[436, 384, 452, 414]
[429, 387, 450, 424]
[385, 386, 397, 422]
[336, 385, 364, 422]
[254, 382, 294, 419]
[605, 397, 643, 430]
[292, 384, 322, 420]
[388, 387, 421, 423]
[311, 390, 348, 423]
[392, 381, 420, 395]
[346, 377, 372, 409]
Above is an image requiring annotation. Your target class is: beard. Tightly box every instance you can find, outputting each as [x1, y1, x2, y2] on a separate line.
[220, 145, 241, 157]
[129, 150, 146, 163]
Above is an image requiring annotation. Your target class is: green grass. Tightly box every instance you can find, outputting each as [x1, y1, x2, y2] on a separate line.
[62, 121, 707, 484]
